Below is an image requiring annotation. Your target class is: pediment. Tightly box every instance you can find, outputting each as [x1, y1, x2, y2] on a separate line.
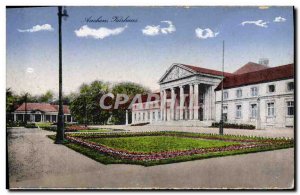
[160, 65, 194, 83]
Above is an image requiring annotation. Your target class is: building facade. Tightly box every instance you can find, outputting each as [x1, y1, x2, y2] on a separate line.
[131, 62, 294, 129]
[12, 103, 74, 123]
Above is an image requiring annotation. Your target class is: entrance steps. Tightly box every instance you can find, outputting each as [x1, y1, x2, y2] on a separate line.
[147, 120, 214, 127]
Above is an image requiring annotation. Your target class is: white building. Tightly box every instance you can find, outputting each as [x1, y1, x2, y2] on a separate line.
[12, 103, 74, 123]
[131, 62, 294, 129]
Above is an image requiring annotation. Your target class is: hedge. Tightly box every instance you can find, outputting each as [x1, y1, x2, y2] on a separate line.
[211, 122, 255, 130]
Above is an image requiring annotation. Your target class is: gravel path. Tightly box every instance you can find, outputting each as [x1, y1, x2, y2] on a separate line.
[7, 128, 294, 189]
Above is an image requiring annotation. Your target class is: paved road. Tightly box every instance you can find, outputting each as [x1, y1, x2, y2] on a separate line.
[92, 125, 295, 138]
[8, 128, 294, 189]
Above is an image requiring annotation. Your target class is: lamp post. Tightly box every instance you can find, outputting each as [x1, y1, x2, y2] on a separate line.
[219, 41, 225, 135]
[55, 6, 68, 144]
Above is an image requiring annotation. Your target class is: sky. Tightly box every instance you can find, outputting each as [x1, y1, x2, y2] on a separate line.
[6, 6, 294, 95]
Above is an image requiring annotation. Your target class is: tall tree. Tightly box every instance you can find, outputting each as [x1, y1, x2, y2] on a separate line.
[70, 80, 111, 124]
[110, 82, 150, 125]
[38, 90, 54, 103]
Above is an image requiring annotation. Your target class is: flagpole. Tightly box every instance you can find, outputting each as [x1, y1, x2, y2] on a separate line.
[219, 40, 224, 135]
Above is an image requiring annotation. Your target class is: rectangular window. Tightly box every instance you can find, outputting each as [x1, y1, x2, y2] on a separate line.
[236, 89, 242, 98]
[268, 85, 275, 93]
[287, 101, 294, 116]
[158, 111, 161, 119]
[143, 113, 145, 120]
[251, 87, 258, 96]
[223, 91, 228, 99]
[287, 82, 294, 92]
[236, 105, 242, 119]
[148, 111, 150, 120]
[153, 112, 156, 120]
[222, 106, 228, 122]
[267, 102, 275, 117]
[250, 104, 257, 118]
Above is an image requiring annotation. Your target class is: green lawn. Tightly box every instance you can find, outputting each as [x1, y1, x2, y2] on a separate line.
[87, 136, 240, 153]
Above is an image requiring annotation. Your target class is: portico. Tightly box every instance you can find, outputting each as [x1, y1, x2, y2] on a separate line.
[157, 63, 225, 124]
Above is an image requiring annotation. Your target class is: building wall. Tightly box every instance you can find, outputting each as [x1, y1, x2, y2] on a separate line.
[132, 100, 161, 124]
[215, 78, 294, 128]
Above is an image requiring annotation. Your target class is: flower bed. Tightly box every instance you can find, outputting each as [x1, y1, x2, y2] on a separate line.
[64, 132, 294, 163]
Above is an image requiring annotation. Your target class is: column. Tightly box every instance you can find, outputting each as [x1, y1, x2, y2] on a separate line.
[163, 89, 167, 121]
[193, 83, 199, 120]
[171, 88, 175, 120]
[125, 110, 128, 125]
[179, 86, 184, 120]
[160, 90, 164, 121]
[132, 112, 135, 124]
[189, 84, 194, 120]
[14, 113, 16, 121]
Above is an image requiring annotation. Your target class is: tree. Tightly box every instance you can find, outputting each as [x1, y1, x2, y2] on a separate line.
[69, 80, 111, 124]
[110, 82, 150, 125]
[38, 90, 54, 103]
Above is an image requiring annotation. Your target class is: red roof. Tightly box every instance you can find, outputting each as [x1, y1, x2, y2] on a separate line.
[182, 64, 234, 77]
[15, 103, 71, 114]
[234, 62, 269, 75]
[215, 63, 294, 91]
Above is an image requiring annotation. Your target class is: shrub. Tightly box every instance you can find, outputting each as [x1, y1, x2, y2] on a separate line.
[42, 126, 57, 131]
[131, 122, 150, 126]
[6, 121, 26, 127]
[25, 123, 38, 128]
[211, 122, 255, 130]
[65, 125, 88, 132]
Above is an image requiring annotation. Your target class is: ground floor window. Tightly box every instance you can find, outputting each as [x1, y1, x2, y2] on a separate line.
[287, 101, 294, 116]
[267, 102, 275, 117]
[236, 105, 242, 119]
[250, 104, 257, 118]
[153, 112, 156, 120]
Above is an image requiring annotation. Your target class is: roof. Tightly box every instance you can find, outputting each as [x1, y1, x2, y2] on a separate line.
[15, 103, 71, 114]
[215, 63, 294, 91]
[182, 64, 234, 77]
[234, 62, 269, 75]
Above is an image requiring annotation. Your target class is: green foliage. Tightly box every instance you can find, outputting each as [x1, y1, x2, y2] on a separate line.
[38, 90, 54, 103]
[25, 123, 38, 128]
[70, 80, 111, 124]
[211, 122, 256, 129]
[6, 121, 26, 127]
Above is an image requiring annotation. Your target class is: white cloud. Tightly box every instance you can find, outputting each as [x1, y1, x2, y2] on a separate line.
[74, 25, 128, 39]
[26, 67, 34, 74]
[241, 20, 268, 28]
[274, 16, 286, 23]
[18, 24, 54, 33]
[195, 28, 219, 39]
[142, 21, 176, 36]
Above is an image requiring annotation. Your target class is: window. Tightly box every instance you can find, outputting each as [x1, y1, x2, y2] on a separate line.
[236, 89, 242, 98]
[223, 91, 228, 99]
[267, 102, 275, 117]
[268, 85, 275, 93]
[251, 87, 258, 96]
[236, 105, 242, 119]
[153, 112, 156, 120]
[287, 82, 294, 92]
[148, 111, 150, 120]
[287, 101, 294, 116]
[134, 114, 136, 121]
[142, 113, 145, 120]
[222, 106, 228, 122]
[250, 104, 257, 118]
[158, 111, 161, 119]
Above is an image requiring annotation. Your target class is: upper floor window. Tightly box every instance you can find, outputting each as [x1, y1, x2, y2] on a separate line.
[223, 91, 228, 100]
[236, 105, 242, 119]
[267, 102, 275, 117]
[251, 87, 258, 96]
[287, 82, 294, 92]
[236, 89, 242, 98]
[268, 84, 275, 93]
[287, 101, 294, 116]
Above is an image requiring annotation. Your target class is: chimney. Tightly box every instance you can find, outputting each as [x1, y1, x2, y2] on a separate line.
[258, 58, 269, 66]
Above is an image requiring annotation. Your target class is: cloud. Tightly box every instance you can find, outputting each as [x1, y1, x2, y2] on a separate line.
[142, 21, 176, 36]
[273, 16, 286, 23]
[18, 24, 54, 33]
[258, 6, 270, 10]
[26, 67, 34, 74]
[241, 20, 268, 28]
[74, 25, 128, 39]
[195, 28, 219, 39]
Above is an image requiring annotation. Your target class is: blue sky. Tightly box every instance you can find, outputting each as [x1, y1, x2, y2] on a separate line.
[6, 6, 294, 95]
